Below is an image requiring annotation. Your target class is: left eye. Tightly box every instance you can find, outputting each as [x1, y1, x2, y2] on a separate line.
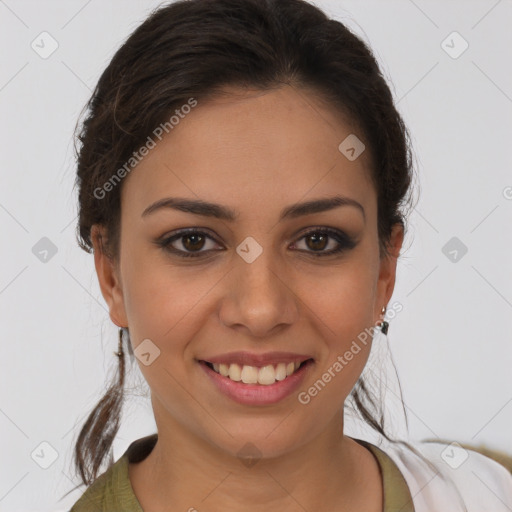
[291, 228, 356, 256]
[156, 227, 355, 258]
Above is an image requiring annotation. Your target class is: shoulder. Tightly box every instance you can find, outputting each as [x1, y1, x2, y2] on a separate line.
[69, 456, 132, 512]
[68, 466, 113, 511]
[381, 438, 512, 512]
[69, 434, 157, 512]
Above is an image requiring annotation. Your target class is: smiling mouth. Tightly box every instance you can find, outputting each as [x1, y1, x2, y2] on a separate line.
[200, 359, 314, 386]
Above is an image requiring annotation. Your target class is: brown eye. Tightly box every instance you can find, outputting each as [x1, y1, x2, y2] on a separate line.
[156, 227, 356, 260]
[181, 233, 206, 252]
[305, 232, 329, 251]
[292, 228, 357, 257]
[156, 229, 221, 258]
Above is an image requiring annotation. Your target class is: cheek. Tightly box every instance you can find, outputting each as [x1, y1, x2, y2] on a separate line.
[120, 251, 221, 355]
[297, 260, 377, 387]
[301, 259, 377, 337]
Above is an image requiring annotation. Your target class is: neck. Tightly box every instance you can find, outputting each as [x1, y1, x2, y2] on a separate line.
[129, 406, 382, 512]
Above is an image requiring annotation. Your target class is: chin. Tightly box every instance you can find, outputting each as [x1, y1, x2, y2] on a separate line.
[203, 420, 316, 464]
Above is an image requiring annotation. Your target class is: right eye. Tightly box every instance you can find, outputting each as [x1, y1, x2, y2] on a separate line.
[156, 229, 223, 258]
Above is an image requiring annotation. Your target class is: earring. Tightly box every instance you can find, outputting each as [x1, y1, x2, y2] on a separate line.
[378, 306, 389, 335]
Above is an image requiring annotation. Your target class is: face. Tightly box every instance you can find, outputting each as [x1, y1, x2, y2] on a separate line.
[93, 85, 403, 460]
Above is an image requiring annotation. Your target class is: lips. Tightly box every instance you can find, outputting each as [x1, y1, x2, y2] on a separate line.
[197, 350, 314, 398]
[198, 356, 315, 405]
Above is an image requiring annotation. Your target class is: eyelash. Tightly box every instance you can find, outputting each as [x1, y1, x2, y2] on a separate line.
[155, 227, 356, 259]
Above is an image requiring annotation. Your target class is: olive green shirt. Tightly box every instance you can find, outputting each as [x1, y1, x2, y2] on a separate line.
[70, 434, 415, 511]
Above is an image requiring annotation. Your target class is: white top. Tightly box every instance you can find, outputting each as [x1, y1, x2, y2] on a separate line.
[381, 438, 512, 511]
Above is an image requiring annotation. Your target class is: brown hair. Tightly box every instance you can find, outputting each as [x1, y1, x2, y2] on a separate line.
[66, 0, 457, 500]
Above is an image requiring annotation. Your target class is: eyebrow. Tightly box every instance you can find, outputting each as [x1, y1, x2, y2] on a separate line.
[141, 195, 365, 223]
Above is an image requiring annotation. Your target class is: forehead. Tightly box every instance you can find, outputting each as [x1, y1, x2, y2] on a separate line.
[122, 85, 375, 220]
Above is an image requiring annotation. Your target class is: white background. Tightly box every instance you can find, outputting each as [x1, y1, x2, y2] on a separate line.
[1, 0, 511, 510]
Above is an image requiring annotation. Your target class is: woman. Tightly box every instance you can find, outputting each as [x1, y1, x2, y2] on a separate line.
[66, 0, 512, 510]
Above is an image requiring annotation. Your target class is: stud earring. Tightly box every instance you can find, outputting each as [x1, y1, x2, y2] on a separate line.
[378, 306, 389, 335]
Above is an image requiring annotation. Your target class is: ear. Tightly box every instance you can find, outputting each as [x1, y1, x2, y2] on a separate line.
[374, 223, 404, 321]
[91, 224, 128, 328]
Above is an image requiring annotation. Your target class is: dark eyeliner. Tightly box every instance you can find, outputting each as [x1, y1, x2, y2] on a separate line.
[296, 227, 357, 257]
[155, 228, 220, 259]
[155, 227, 356, 258]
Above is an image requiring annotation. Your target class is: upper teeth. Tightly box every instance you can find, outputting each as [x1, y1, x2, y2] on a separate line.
[211, 362, 302, 385]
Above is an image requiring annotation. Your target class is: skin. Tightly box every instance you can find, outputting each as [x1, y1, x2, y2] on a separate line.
[92, 84, 404, 511]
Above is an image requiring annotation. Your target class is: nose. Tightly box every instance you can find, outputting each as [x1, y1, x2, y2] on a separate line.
[218, 248, 299, 339]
